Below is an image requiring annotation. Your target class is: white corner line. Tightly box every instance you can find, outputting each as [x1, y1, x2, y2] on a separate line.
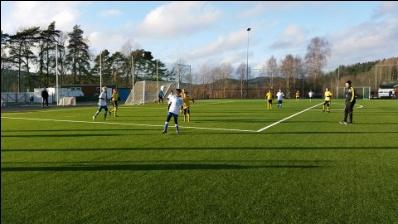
[1, 116, 257, 133]
[256, 103, 323, 133]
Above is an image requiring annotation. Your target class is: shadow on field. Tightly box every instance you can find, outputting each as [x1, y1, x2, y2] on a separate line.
[1, 133, 126, 138]
[1, 128, 152, 132]
[285, 120, 398, 125]
[2, 130, 398, 138]
[2, 146, 397, 152]
[1, 162, 327, 172]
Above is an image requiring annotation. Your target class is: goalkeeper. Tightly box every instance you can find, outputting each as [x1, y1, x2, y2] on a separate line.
[110, 88, 120, 117]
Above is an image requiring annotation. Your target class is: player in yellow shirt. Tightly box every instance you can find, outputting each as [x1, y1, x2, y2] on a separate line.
[323, 88, 332, 112]
[295, 90, 300, 101]
[265, 90, 273, 110]
[110, 89, 120, 117]
[182, 91, 195, 122]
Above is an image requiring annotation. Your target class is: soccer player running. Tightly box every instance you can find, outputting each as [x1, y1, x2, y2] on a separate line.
[295, 90, 300, 101]
[340, 80, 356, 125]
[182, 91, 195, 122]
[265, 90, 273, 110]
[110, 88, 119, 117]
[163, 89, 183, 134]
[93, 86, 109, 120]
[276, 89, 285, 109]
[323, 88, 332, 112]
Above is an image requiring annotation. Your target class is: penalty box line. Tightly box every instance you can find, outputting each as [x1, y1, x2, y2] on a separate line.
[1, 116, 257, 133]
[256, 102, 324, 133]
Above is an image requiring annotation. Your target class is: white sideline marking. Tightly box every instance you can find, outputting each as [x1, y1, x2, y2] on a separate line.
[1, 117, 257, 133]
[256, 103, 323, 132]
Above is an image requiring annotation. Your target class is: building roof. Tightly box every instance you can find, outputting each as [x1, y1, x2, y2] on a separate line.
[379, 81, 398, 89]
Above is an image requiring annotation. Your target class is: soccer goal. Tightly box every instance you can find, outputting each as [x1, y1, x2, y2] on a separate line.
[336, 86, 371, 99]
[58, 96, 76, 106]
[124, 81, 176, 105]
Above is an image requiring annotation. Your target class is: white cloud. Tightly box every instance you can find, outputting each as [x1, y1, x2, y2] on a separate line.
[100, 9, 123, 17]
[2, 1, 87, 33]
[137, 1, 220, 38]
[270, 25, 307, 50]
[372, 1, 398, 18]
[327, 16, 398, 70]
[239, 2, 303, 18]
[187, 30, 248, 60]
[87, 31, 142, 56]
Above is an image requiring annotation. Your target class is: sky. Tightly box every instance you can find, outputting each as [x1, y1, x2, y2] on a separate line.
[1, 1, 398, 74]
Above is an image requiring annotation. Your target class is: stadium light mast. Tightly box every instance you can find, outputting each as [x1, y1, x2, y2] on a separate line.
[99, 52, 102, 89]
[177, 63, 180, 89]
[131, 53, 135, 102]
[55, 41, 59, 106]
[156, 60, 159, 94]
[246, 27, 251, 98]
[336, 65, 340, 99]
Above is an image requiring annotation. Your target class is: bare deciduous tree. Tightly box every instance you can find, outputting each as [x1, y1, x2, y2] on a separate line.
[305, 37, 331, 93]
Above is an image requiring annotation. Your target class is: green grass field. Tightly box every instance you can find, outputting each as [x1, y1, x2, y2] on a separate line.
[1, 99, 398, 223]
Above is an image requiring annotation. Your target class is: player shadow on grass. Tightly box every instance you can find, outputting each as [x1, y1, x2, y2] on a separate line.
[1, 128, 149, 132]
[3, 146, 397, 152]
[285, 120, 398, 125]
[1, 133, 128, 138]
[1, 162, 327, 172]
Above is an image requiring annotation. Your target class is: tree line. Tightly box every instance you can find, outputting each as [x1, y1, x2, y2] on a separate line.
[1, 22, 172, 92]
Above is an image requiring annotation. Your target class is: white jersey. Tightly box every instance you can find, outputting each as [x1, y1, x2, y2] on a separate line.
[168, 95, 183, 115]
[167, 93, 173, 104]
[309, 92, 314, 98]
[98, 91, 107, 106]
[276, 92, 284, 101]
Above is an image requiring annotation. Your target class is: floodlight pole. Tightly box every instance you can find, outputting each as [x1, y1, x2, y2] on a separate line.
[246, 27, 251, 99]
[99, 52, 102, 89]
[131, 54, 135, 102]
[177, 63, 180, 89]
[55, 42, 59, 106]
[156, 60, 159, 92]
[336, 65, 340, 99]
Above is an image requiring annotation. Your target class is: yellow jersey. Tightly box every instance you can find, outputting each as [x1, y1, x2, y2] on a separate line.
[112, 92, 119, 101]
[324, 91, 332, 101]
[266, 92, 273, 100]
[183, 96, 191, 109]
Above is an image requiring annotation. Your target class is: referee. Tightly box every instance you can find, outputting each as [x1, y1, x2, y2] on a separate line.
[340, 80, 356, 125]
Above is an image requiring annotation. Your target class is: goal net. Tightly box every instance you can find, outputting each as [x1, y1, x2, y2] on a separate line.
[124, 81, 176, 105]
[336, 86, 371, 99]
[58, 97, 76, 106]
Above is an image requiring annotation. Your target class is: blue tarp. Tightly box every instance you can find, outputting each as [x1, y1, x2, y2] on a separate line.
[117, 88, 130, 101]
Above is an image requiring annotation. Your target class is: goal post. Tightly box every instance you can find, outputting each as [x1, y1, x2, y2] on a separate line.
[58, 97, 76, 106]
[124, 81, 175, 105]
[336, 86, 371, 100]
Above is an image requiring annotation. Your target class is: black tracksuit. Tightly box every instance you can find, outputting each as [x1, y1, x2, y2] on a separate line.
[344, 86, 356, 123]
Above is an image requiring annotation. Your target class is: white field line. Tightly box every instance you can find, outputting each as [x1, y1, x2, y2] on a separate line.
[2, 102, 363, 134]
[1, 116, 257, 133]
[256, 103, 323, 132]
[3, 107, 95, 114]
[325, 104, 364, 111]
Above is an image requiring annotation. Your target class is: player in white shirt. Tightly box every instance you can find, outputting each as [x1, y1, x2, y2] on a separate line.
[276, 89, 285, 109]
[92, 86, 109, 120]
[166, 90, 174, 111]
[163, 89, 183, 134]
[308, 90, 314, 102]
